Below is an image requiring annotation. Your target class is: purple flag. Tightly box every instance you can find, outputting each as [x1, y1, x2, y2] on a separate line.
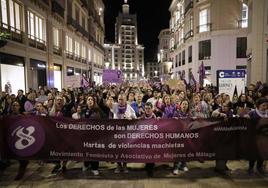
[198, 61, 206, 87]
[189, 69, 197, 91]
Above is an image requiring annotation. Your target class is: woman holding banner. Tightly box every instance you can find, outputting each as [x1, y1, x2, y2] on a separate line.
[49, 96, 68, 174]
[81, 95, 105, 176]
[212, 102, 234, 175]
[11, 101, 29, 180]
[172, 99, 191, 174]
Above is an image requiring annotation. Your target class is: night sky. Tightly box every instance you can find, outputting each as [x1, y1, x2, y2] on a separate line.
[103, 0, 172, 62]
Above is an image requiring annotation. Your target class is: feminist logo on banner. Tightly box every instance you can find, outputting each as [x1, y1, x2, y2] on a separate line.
[7, 118, 45, 157]
[103, 70, 123, 83]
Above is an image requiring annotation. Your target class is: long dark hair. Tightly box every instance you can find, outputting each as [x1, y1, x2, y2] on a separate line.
[86, 95, 104, 118]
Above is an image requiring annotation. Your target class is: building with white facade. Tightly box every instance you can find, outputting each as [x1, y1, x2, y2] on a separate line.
[169, 0, 248, 86]
[157, 29, 172, 81]
[246, 0, 268, 84]
[0, 0, 105, 93]
[104, 0, 144, 81]
[145, 61, 160, 80]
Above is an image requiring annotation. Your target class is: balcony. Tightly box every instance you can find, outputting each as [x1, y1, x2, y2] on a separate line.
[184, 30, 193, 41]
[238, 19, 248, 28]
[197, 23, 212, 33]
[88, 33, 104, 52]
[52, 0, 64, 18]
[74, 54, 81, 62]
[28, 35, 46, 51]
[66, 51, 74, 59]
[1, 23, 23, 43]
[184, 1, 193, 16]
[67, 15, 88, 37]
[81, 58, 87, 64]
[53, 45, 62, 56]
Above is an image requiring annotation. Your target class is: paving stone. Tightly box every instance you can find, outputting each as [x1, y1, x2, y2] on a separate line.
[0, 161, 267, 188]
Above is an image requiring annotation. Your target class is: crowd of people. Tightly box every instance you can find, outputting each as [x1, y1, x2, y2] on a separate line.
[0, 81, 268, 180]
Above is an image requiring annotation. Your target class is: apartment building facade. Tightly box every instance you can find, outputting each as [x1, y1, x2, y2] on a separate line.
[157, 28, 172, 81]
[104, 0, 144, 81]
[0, 0, 105, 93]
[145, 61, 160, 80]
[169, 0, 248, 86]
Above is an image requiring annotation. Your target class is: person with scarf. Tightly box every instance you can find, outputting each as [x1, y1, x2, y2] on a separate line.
[161, 95, 176, 119]
[127, 91, 139, 116]
[107, 94, 137, 173]
[172, 99, 190, 174]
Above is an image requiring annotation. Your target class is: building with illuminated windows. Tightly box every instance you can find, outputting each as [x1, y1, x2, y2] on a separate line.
[157, 29, 172, 81]
[0, 0, 105, 92]
[104, 0, 144, 81]
[169, 0, 248, 86]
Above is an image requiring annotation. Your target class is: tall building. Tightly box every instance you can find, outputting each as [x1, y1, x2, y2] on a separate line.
[169, 0, 248, 86]
[0, 0, 105, 93]
[247, 0, 268, 84]
[157, 29, 172, 81]
[145, 61, 160, 80]
[104, 0, 144, 81]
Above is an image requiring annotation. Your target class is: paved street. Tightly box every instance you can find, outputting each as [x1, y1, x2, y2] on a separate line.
[0, 161, 267, 188]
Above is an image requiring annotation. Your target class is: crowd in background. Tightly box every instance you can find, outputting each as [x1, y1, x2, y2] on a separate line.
[0, 81, 268, 180]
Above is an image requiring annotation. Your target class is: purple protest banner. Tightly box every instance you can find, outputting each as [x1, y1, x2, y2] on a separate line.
[103, 69, 123, 83]
[1, 116, 268, 162]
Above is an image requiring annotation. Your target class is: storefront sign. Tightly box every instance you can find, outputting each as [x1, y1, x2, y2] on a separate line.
[1, 116, 267, 162]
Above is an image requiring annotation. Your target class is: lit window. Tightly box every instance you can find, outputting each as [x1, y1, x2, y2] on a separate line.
[53, 27, 59, 47]
[65, 35, 73, 53]
[88, 49, 91, 62]
[1, 0, 22, 32]
[242, 3, 248, 28]
[74, 41, 80, 56]
[1, 0, 8, 27]
[27, 10, 45, 42]
[81, 45, 86, 59]
[199, 8, 210, 32]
